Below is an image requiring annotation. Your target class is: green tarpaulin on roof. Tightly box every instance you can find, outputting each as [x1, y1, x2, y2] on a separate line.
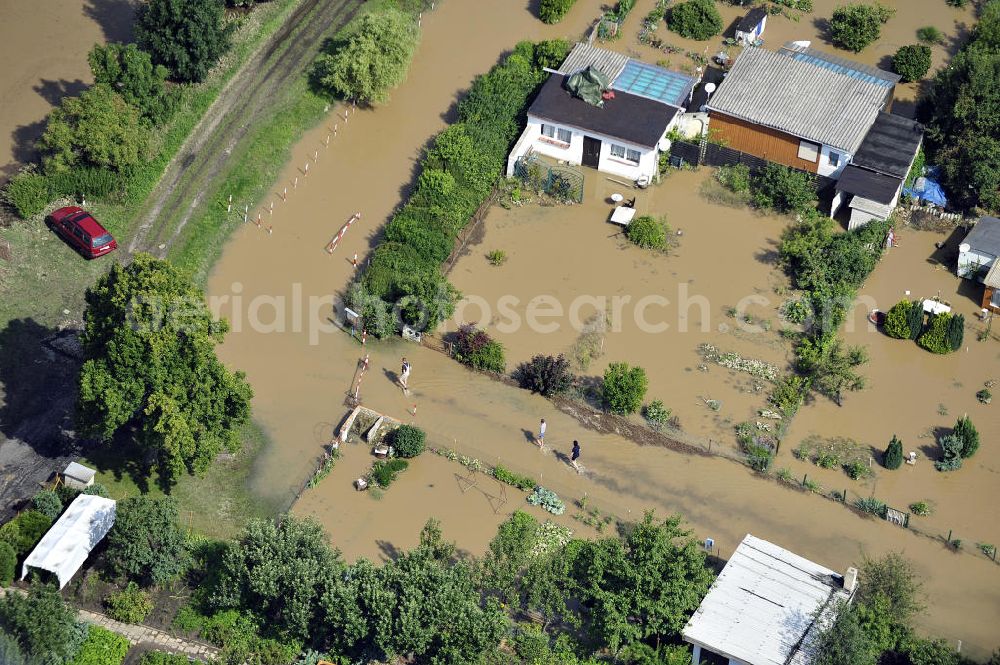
[565, 66, 610, 107]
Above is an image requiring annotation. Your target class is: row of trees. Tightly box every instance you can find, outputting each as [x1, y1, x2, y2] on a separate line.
[3, 0, 234, 218]
[922, 0, 1000, 213]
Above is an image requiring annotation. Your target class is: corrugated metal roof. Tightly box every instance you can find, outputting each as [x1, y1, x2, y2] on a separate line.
[985, 260, 1000, 289]
[706, 47, 892, 153]
[557, 42, 629, 82]
[780, 43, 900, 88]
[682, 534, 852, 665]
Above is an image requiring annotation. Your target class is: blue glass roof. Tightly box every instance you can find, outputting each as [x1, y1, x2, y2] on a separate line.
[787, 52, 895, 88]
[611, 60, 694, 107]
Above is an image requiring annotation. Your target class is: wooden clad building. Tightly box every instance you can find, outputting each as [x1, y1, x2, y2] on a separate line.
[709, 112, 819, 172]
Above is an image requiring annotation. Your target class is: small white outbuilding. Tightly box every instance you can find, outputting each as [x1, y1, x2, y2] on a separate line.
[682, 534, 856, 665]
[62, 461, 97, 489]
[21, 494, 116, 589]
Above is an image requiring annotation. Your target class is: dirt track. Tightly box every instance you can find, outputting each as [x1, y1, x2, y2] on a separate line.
[128, 0, 363, 256]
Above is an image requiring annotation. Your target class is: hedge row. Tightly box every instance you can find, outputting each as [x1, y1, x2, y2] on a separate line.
[351, 39, 571, 338]
[3, 167, 126, 218]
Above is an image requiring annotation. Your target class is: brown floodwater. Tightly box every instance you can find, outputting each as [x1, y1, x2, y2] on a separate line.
[205, 0, 999, 656]
[0, 0, 135, 182]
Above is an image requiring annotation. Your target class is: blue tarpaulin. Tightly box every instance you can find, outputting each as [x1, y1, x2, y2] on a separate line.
[903, 166, 948, 207]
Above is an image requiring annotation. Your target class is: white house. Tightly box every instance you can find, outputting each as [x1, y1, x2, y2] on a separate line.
[735, 8, 767, 45]
[831, 112, 923, 229]
[506, 43, 696, 183]
[682, 534, 856, 665]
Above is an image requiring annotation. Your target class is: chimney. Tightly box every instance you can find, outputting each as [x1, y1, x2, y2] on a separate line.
[843, 567, 859, 593]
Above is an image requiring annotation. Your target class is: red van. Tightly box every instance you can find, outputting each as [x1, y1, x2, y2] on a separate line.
[48, 206, 118, 259]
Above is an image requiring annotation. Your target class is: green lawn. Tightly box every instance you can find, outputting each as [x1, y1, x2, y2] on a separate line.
[81, 422, 277, 539]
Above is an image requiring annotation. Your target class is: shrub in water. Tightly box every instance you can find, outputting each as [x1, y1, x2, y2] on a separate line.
[829, 2, 894, 52]
[953, 415, 979, 458]
[454, 324, 506, 373]
[844, 459, 872, 480]
[492, 465, 537, 492]
[371, 459, 409, 488]
[946, 313, 964, 351]
[893, 44, 932, 82]
[883, 434, 903, 469]
[32, 490, 63, 521]
[527, 486, 565, 515]
[716, 164, 751, 193]
[513, 354, 573, 396]
[667, 0, 723, 40]
[909, 501, 931, 516]
[916, 25, 945, 44]
[883, 300, 915, 339]
[625, 215, 668, 250]
[917, 312, 953, 354]
[104, 582, 154, 624]
[751, 163, 816, 213]
[391, 425, 426, 458]
[934, 434, 964, 471]
[539, 0, 578, 23]
[855, 496, 887, 517]
[643, 399, 671, 431]
[602, 362, 648, 415]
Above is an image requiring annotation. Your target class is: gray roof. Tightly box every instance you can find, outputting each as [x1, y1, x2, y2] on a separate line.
[964, 216, 1000, 255]
[836, 165, 901, 205]
[706, 47, 894, 153]
[852, 113, 923, 179]
[557, 43, 629, 82]
[984, 261, 1000, 289]
[780, 44, 900, 87]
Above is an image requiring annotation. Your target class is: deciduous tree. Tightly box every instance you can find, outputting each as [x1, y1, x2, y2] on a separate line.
[828, 3, 894, 52]
[37, 84, 150, 173]
[311, 9, 419, 104]
[88, 42, 175, 124]
[135, 0, 233, 83]
[77, 254, 252, 484]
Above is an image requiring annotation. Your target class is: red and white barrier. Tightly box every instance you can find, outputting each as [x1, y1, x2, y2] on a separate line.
[325, 212, 362, 254]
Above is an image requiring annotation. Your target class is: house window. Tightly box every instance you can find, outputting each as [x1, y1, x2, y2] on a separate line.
[828, 151, 841, 167]
[610, 144, 641, 163]
[797, 140, 820, 162]
[541, 124, 571, 144]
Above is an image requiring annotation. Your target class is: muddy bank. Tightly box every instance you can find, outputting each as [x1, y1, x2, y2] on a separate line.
[204, 0, 999, 655]
[0, 0, 135, 184]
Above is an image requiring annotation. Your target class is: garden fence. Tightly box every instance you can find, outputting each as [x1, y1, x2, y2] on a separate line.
[513, 156, 585, 204]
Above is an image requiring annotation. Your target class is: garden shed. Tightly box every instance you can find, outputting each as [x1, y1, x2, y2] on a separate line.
[21, 493, 116, 588]
[735, 7, 767, 45]
[62, 461, 97, 489]
[682, 534, 856, 665]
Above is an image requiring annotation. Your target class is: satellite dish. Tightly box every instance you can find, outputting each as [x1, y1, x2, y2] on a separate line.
[659, 137, 672, 152]
[704, 82, 717, 94]
[959, 243, 971, 253]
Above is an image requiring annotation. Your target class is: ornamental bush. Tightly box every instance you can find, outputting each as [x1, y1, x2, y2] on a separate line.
[934, 434, 964, 471]
[32, 490, 63, 521]
[602, 362, 648, 415]
[893, 44, 932, 82]
[829, 3, 895, 52]
[513, 354, 574, 396]
[391, 424, 426, 458]
[953, 415, 979, 458]
[716, 163, 751, 193]
[883, 300, 914, 339]
[668, 0, 724, 40]
[883, 434, 903, 469]
[539, 0, 577, 23]
[8, 510, 52, 555]
[946, 313, 964, 351]
[2, 169, 50, 218]
[917, 312, 953, 354]
[104, 582, 154, 624]
[454, 324, 506, 373]
[625, 215, 669, 250]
